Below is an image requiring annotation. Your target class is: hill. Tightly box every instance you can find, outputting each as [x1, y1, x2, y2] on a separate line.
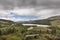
[0, 16, 59, 40]
[0, 19, 15, 28]
[17, 16, 60, 25]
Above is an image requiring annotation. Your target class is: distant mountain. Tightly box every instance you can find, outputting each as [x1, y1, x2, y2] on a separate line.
[17, 16, 60, 25]
[0, 19, 15, 28]
[48, 16, 60, 20]
[0, 19, 14, 23]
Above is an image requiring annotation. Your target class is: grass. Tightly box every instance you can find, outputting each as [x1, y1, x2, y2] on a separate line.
[0, 25, 59, 40]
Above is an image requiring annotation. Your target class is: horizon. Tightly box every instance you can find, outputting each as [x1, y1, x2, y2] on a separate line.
[0, 15, 60, 22]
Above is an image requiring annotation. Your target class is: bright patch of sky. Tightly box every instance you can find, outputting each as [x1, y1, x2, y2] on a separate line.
[12, 15, 38, 19]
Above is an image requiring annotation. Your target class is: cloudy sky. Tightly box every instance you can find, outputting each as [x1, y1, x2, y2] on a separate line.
[0, 0, 60, 21]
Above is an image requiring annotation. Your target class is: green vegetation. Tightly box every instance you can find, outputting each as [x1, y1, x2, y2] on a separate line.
[0, 16, 60, 40]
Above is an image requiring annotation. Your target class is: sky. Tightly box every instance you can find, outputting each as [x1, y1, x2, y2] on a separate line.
[0, 0, 60, 21]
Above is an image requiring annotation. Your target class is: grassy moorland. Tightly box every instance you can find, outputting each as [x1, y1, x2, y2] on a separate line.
[0, 16, 60, 40]
[0, 24, 59, 40]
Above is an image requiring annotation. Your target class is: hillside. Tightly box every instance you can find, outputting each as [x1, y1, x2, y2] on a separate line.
[0, 19, 14, 23]
[0, 16, 59, 40]
[0, 19, 15, 28]
[18, 16, 60, 25]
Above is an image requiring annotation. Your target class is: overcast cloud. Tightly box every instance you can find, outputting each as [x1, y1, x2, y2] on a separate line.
[0, 0, 60, 21]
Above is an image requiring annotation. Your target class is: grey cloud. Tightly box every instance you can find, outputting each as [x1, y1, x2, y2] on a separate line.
[0, 0, 60, 10]
[0, 0, 60, 21]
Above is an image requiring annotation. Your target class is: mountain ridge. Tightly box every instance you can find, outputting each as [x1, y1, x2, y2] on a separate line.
[17, 16, 60, 25]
